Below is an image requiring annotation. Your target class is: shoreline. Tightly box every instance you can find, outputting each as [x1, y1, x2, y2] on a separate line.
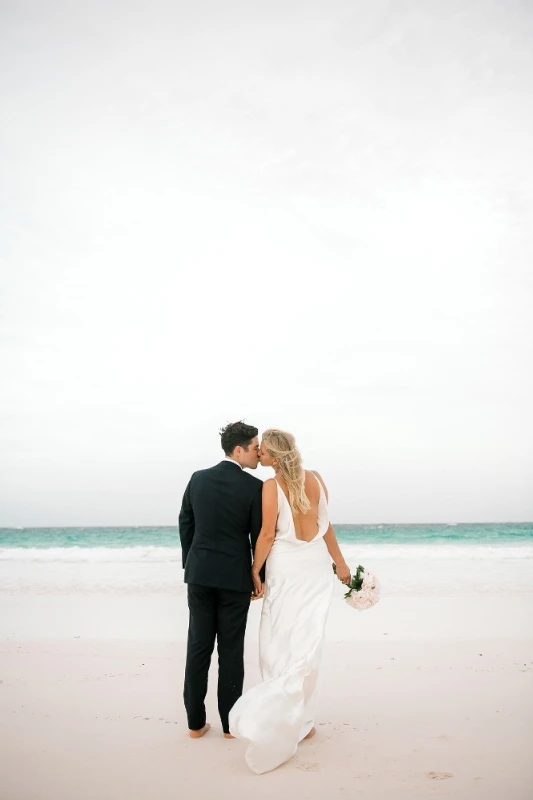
[2, 593, 533, 642]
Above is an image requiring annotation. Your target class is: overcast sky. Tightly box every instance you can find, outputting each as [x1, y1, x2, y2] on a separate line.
[1, 0, 532, 526]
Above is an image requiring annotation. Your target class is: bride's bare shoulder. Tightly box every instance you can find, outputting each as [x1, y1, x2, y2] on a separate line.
[307, 470, 328, 500]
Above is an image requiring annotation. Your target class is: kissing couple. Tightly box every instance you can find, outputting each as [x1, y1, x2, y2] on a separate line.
[178, 421, 351, 774]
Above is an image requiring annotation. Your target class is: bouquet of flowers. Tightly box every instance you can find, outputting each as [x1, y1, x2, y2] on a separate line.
[333, 563, 380, 610]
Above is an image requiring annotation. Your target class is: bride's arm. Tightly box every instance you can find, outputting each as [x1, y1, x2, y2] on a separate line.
[323, 524, 351, 583]
[251, 479, 278, 586]
[314, 471, 351, 584]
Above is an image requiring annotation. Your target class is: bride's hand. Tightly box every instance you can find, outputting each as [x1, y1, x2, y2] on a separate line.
[251, 570, 264, 600]
[335, 562, 351, 585]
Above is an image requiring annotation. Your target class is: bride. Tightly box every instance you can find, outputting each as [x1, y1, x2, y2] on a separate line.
[228, 428, 351, 774]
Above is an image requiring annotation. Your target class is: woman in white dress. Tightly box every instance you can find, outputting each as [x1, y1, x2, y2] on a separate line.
[228, 429, 351, 774]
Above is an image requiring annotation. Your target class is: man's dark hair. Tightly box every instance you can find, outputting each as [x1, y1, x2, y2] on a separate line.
[220, 421, 258, 455]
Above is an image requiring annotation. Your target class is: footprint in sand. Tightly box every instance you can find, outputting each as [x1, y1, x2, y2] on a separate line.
[427, 771, 454, 780]
[296, 761, 319, 772]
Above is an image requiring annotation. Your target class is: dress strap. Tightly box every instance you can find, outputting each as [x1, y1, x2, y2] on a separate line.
[310, 470, 321, 491]
[310, 471, 327, 503]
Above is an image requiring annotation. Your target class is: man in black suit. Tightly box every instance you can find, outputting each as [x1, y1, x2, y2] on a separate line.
[179, 421, 264, 739]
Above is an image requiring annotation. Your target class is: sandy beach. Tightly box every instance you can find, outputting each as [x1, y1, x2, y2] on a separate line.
[2, 0, 533, 793]
[1, 593, 532, 800]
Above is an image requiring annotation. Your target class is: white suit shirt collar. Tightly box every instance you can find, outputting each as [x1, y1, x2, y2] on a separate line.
[223, 456, 243, 470]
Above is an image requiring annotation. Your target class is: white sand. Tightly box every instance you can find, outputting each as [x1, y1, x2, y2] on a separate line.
[1, 594, 532, 799]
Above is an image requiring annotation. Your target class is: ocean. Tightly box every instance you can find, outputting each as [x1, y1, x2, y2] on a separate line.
[1, 523, 532, 597]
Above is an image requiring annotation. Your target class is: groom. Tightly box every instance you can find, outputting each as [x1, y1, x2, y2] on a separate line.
[179, 421, 264, 739]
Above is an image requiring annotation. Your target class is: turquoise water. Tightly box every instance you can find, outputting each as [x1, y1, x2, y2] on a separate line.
[1, 522, 532, 550]
[1, 523, 532, 595]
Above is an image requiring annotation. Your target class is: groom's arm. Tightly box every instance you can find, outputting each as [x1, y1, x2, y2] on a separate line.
[249, 483, 265, 582]
[178, 476, 195, 568]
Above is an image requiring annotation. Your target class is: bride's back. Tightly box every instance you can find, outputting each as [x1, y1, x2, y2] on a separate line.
[275, 470, 325, 542]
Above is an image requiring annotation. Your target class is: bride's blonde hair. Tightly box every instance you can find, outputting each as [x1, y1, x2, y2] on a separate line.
[262, 429, 311, 516]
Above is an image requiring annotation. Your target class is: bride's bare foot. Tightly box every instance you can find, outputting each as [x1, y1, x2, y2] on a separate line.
[304, 727, 316, 740]
[189, 723, 211, 739]
[223, 733, 235, 739]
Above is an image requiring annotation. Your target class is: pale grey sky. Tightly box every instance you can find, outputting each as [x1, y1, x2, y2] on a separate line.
[1, 0, 532, 525]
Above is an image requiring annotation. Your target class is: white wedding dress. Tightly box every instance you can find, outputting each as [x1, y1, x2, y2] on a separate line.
[229, 473, 334, 774]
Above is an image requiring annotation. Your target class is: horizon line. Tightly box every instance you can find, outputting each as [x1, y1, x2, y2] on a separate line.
[1, 520, 532, 530]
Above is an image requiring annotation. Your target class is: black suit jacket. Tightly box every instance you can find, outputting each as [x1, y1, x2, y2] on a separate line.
[178, 461, 264, 593]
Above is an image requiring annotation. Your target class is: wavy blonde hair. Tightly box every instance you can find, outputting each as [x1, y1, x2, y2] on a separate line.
[262, 429, 311, 516]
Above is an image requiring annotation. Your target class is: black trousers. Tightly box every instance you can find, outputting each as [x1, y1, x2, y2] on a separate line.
[184, 584, 250, 733]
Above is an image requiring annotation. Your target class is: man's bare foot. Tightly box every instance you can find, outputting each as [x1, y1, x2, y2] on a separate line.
[304, 727, 316, 740]
[189, 723, 211, 739]
[223, 733, 235, 739]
